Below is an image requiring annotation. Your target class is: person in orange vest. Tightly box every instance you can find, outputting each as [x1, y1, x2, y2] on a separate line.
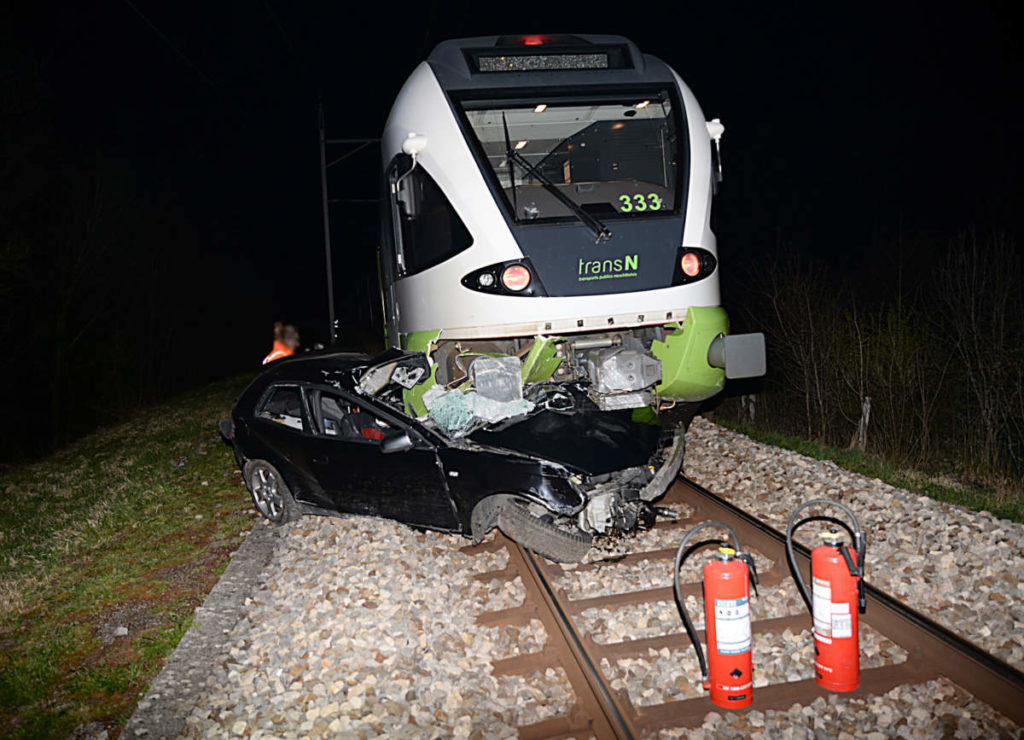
[262, 322, 301, 365]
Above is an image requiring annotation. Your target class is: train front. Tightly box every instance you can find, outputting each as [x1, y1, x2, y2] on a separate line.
[379, 34, 764, 419]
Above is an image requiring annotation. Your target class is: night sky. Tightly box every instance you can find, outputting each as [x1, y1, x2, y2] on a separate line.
[7, 1, 1022, 345]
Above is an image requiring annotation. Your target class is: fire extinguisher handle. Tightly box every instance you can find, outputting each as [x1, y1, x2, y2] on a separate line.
[839, 542, 870, 614]
[854, 531, 867, 577]
[839, 545, 858, 576]
[738, 552, 760, 597]
[854, 530, 868, 613]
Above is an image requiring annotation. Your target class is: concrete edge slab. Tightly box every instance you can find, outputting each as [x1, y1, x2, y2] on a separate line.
[121, 521, 282, 739]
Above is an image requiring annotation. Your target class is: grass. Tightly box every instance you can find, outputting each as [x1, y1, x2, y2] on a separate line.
[0, 375, 256, 738]
[715, 418, 1024, 524]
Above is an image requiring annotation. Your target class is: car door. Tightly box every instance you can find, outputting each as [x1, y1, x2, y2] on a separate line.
[306, 387, 459, 529]
[248, 383, 333, 509]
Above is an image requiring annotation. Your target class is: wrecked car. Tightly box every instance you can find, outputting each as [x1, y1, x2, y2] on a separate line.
[219, 349, 686, 562]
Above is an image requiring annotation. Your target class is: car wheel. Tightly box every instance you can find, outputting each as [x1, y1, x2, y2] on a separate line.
[243, 460, 300, 524]
[641, 424, 687, 503]
[496, 500, 593, 563]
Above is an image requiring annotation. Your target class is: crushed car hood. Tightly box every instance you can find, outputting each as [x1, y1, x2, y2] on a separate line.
[468, 392, 661, 476]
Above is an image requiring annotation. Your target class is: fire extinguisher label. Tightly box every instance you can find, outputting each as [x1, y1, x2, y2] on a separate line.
[713, 596, 751, 655]
[831, 602, 853, 638]
[812, 576, 832, 639]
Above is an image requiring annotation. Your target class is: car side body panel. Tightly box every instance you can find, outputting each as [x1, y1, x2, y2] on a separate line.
[304, 431, 458, 530]
[232, 408, 334, 510]
[438, 447, 587, 532]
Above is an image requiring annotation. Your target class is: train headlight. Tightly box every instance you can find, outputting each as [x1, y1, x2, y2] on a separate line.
[501, 264, 532, 292]
[461, 259, 545, 296]
[680, 252, 702, 277]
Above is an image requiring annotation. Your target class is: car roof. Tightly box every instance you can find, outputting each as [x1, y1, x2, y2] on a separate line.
[245, 348, 447, 441]
[258, 349, 373, 386]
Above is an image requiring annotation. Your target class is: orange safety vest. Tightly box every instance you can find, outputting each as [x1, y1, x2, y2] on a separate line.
[262, 340, 294, 365]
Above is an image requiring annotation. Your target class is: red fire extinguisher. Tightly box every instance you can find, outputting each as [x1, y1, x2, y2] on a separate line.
[673, 521, 759, 708]
[785, 499, 867, 692]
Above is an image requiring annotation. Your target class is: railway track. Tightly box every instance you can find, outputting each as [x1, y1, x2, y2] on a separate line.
[463, 477, 1024, 738]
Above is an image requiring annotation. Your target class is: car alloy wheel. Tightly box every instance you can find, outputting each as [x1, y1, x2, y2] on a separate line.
[250, 464, 283, 519]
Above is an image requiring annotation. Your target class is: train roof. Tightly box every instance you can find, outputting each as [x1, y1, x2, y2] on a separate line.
[425, 34, 677, 90]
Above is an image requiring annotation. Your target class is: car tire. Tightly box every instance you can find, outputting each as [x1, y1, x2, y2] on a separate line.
[641, 424, 687, 502]
[496, 500, 593, 563]
[243, 460, 301, 524]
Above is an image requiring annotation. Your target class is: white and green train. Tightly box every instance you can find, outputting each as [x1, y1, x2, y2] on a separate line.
[377, 34, 764, 426]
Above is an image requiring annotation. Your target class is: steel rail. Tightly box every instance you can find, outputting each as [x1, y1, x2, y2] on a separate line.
[518, 546, 638, 739]
[484, 541, 628, 739]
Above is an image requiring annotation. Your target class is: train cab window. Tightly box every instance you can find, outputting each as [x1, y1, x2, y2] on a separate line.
[389, 156, 473, 276]
[258, 386, 306, 431]
[458, 89, 682, 223]
[317, 392, 393, 443]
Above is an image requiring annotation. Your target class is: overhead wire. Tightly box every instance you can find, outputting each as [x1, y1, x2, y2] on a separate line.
[119, 0, 217, 90]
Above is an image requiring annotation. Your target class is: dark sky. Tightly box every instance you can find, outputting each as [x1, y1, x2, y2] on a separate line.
[9, 1, 1022, 344]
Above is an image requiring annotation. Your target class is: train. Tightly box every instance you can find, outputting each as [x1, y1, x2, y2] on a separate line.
[376, 34, 764, 432]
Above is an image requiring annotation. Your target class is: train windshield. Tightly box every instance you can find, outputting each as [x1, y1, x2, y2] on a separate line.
[460, 89, 680, 224]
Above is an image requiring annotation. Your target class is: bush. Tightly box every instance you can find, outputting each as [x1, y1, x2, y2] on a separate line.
[722, 229, 1023, 491]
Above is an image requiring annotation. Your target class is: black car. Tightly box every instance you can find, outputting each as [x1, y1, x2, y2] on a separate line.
[220, 350, 686, 561]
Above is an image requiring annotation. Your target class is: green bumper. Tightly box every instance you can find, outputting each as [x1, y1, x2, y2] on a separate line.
[652, 306, 728, 402]
[400, 308, 728, 414]
[401, 331, 441, 417]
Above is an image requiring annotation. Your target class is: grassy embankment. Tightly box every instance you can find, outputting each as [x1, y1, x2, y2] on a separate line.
[715, 418, 1024, 524]
[0, 376, 254, 738]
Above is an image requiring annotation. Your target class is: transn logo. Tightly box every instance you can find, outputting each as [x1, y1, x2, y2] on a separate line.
[577, 254, 639, 282]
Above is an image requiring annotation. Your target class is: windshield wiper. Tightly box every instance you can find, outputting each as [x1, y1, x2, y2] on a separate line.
[501, 115, 611, 241]
[501, 113, 518, 216]
[508, 148, 612, 241]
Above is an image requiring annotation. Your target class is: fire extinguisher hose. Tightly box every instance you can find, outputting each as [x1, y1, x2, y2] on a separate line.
[672, 521, 743, 683]
[785, 499, 867, 613]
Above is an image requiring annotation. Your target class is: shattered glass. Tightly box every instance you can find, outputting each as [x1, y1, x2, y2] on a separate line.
[426, 388, 476, 436]
[470, 356, 523, 402]
[426, 387, 535, 438]
[470, 393, 533, 423]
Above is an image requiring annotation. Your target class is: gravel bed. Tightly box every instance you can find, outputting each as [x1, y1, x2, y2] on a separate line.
[605, 624, 906, 706]
[686, 417, 1024, 670]
[478, 572, 528, 612]
[481, 619, 548, 657]
[179, 518, 571, 738]
[655, 678, 1019, 739]
[578, 583, 809, 644]
[555, 549, 774, 601]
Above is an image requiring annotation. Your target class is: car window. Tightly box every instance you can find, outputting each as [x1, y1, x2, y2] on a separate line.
[317, 392, 393, 443]
[258, 386, 306, 431]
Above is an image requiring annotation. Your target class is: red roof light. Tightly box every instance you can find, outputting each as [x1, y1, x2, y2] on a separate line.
[521, 35, 546, 46]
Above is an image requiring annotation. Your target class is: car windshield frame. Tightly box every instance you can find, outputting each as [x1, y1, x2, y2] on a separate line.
[453, 86, 686, 227]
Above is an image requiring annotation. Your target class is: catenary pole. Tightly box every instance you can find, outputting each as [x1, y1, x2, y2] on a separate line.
[317, 95, 336, 344]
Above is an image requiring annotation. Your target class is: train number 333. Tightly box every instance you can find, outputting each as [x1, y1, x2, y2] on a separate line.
[618, 193, 663, 212]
